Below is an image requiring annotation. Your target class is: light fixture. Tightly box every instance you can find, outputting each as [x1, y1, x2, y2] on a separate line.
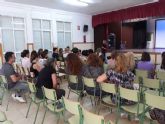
[79, 0, 94, 4]
[63, 0, 88, 7]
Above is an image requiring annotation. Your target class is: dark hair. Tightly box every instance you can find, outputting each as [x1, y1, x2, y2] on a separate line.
[72, 47, 79, 54]
[88, 49, 94, 55]
[161, 52, 165, 69]
[21, 50, 29, 58]
[87, 53, 103, 67]
[5, 52, 14, 62]
[44, 49, 48, 54]
[53, 47, 58, 52]
[141, 52, 151, 61]
[59, 48, 63, 54]
[82, 50, 88, 57]
[41, 51, 47, 59]
[66, 53, 83, 75]
[38, 48, 43, 57]
[45, 58, 56, 68]
[30, 50, 38, 62]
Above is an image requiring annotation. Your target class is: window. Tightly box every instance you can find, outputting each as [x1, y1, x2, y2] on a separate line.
[56, 21, 71, 48]
[32, 19, 52, 51]
[0, 16, 26, 62]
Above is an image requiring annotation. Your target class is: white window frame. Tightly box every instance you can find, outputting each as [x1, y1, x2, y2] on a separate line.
[32, 19, 52, 51]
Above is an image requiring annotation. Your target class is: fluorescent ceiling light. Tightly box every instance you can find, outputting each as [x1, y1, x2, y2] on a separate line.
[63, 0, 88, 7]
[80, 0, 94, 3]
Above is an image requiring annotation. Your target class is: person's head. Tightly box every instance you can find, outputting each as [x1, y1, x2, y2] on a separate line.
[30, 50, 38, 62]
[21, 50, 30, 58]
[41, 51, 48, 59]
[72, 47, 79, 54]
[161, 52, 165, 69]
[115, 53, 128, 73]
[53, 47, 58, 53]
[88, 49, 94, 55]
[125, 52, 135, 70]
[87, 53, 103, 67]
[65, 47, 69, 53]
[82, 50, 88, 57]
[38, 48, 43, 57]
[66, 53, 83, 75]
[44, 49, 48, 54]
[45, 58, 56, 69]
[59, 48, 63, 54]
[5, 52, 15, 64]
[141, 52, 151, 62]
[111, 51, 118, 59]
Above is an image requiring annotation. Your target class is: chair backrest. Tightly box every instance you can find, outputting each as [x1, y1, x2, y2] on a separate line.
[68, 75, 78, 84]
[28, 82, 36, 93]
[156, 70, 165, 81]
[133, 76, 141, 84]
[103, 64, 109, 72]
[145, 92, 165, 110]
[42, 86, 57, 101]
[62, 97, 80, 115]
[17, 64, 24, 75]
[135, 69, 148, 78]
[82, 76, 95, 88]
[119, 86, 139, 102]
[23, 67, 30, 76]
[142, 78, 160, 89]
[79, 106, 105, 124]
[0, 75, 8, 84]
[100, 83, 116, 94]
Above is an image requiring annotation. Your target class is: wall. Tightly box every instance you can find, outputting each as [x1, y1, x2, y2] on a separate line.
[0, 1, 94, 48]
[147, 18, 155, 48]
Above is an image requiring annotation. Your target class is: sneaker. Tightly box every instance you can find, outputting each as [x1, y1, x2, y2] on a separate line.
[11, 93, 26, 103]
[15, 96, 26, 103]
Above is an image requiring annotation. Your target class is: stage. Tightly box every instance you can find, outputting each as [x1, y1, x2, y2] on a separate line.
[106, 48, 165, 65]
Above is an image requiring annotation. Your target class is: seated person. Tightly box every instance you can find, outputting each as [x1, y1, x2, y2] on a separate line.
[21, 49, 31, 68]
[137, 52, 155, 78]
[83, 53, 105, 96]
[107, 51, 118, 69]
[125, 52, 135, 72]
[30, 51, 41, 79]
[65, 53, 84, 90]
[1, 52, 29, 103]
[36, 58, 65, 99]
[97, 53, 135, 105]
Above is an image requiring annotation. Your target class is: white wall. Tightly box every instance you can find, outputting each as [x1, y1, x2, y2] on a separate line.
[0, 1, 94, 48]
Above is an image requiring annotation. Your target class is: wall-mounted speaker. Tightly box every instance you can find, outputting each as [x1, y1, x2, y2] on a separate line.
[83, 25, 88, 32]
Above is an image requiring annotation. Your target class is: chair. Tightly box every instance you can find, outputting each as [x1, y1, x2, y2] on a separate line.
[135, 69, 148, 79]
[0, 75, 6, 105]
[82, 76, 99, 107]
[0, 75, 16, 111]
[143, 92, 165, 124]
[141, 78, 162, 96]
[79, 105, 113, 124]
[62, 97, 81, 124]
[156, 70, 165, 96]
[26, 82, 44, 124]
[42, 86, 64, 124]
[98, 83, 117, 114]
[67, 75, 84, 101]
[116, 86, 143, 124]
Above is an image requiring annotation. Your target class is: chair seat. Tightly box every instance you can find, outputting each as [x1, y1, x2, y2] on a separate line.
[47, 104, 64, 112]
[102, 96, 116, 107]
[2, 120, 13, 124]
[68, 115, 80, 124]
[145, 90, 163, 96]
[0, 111, 7, 122]
[121, 103, 144, 115]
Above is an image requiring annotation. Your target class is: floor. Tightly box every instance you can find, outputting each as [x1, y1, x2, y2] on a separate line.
[0, 79, 157, 124]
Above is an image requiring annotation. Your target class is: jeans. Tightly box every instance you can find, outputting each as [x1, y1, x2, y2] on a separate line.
[11, 81, 29, 96]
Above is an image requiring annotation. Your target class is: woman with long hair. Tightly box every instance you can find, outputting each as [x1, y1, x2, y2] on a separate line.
[21, 49, 31, 68]
[65, 53, 84, 90]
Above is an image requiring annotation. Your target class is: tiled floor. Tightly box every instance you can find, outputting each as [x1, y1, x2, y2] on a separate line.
[0, 79, 157, 124]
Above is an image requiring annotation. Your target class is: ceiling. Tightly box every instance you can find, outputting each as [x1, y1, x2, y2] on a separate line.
[5, 0, 158, 15]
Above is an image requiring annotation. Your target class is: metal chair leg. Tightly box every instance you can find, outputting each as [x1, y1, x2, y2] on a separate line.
[26, 100, 32, 118]
[41, 107, 48, 124]
[67, 89, 71, 99]
[33, 103, 40, 124]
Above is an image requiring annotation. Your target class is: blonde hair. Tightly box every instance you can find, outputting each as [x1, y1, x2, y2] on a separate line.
[115, 53, 128, 73]
[125, 52, 135, 71]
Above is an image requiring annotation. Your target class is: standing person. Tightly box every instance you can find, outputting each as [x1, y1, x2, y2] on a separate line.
[21, 49, 31, 68]
[38, 49, 43, 58]
[58, 48, 64, 61]
[1, 52, 28, 102]
[101, 40, 109, 62]
[36, 58, 65, 99]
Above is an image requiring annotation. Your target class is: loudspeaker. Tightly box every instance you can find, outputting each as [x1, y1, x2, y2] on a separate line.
[83, 25, 88, 32]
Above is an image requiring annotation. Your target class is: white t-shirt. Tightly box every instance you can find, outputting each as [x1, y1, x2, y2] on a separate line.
[21, 57, 31, 68]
